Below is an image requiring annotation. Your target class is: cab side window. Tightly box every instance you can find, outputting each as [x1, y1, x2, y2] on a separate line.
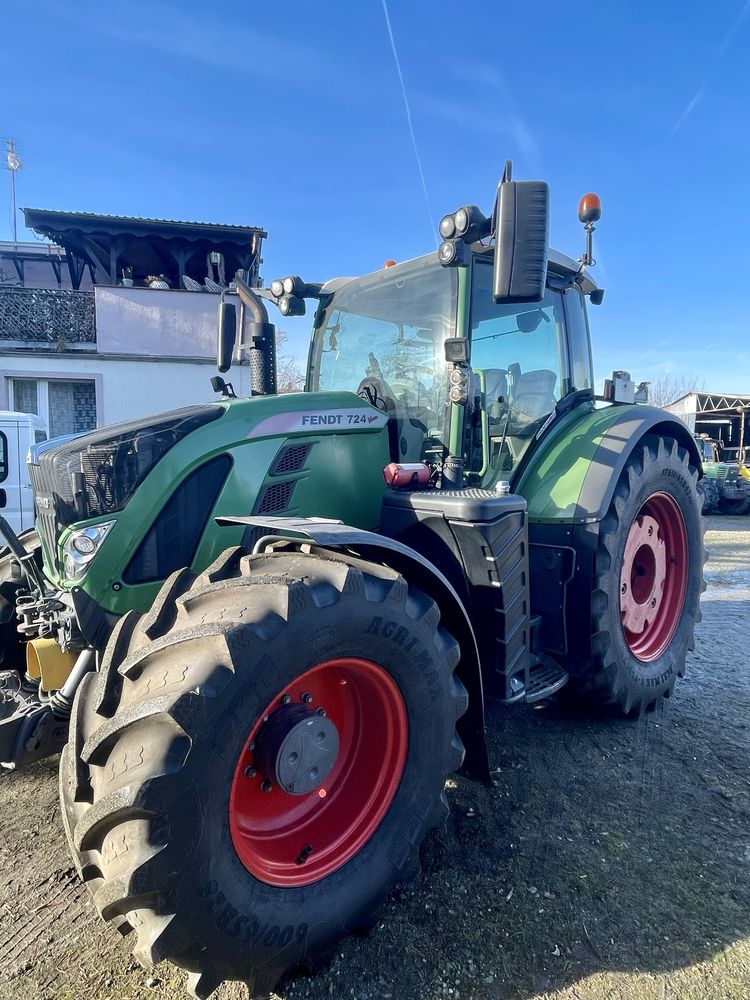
[564, 288, 594, 391]
[0, 432, 7, 483]
[470, 259, 569, 480]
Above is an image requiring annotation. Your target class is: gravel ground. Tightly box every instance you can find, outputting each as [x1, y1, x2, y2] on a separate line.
[1, 516, 748, 1000]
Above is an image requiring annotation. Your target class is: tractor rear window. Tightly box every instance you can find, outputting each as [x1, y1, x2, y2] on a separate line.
[309, 254, 457, 463]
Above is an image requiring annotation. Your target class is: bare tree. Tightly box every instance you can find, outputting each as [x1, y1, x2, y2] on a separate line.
[648, 373, 704, 408]
[275, 332, 305, 393]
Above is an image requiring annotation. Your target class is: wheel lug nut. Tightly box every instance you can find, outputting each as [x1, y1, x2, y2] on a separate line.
[316, 707, 326, 717]
[248, 741, 255, 751]
[261, 780, 273, 792]
[286, 783, 295, 792]
[302, 693, 313, 704]
[281, 694, 291, 705]
[244, 766, 256, 778]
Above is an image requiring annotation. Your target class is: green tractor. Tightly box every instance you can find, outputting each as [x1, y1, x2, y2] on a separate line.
[694, 433, 750, 515]
[0, 167, 705, 999]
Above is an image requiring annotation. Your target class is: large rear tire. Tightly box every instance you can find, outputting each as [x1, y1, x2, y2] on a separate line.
[577, 435, 705, 714]
[60, 547, 466, 998]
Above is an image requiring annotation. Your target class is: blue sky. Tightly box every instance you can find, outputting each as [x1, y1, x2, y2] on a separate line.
[3, 0, 749, 391]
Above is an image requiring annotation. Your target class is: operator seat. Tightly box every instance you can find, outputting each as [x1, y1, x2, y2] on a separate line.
[509, 367, 557, 423]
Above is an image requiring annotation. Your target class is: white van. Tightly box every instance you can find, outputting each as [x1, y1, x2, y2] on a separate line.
[0, 411, 47, 535]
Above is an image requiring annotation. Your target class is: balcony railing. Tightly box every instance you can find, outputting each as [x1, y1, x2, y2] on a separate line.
[0, 286, 96, 346]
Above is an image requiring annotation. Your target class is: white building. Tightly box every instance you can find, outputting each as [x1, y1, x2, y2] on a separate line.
[0, 210, 266, 436]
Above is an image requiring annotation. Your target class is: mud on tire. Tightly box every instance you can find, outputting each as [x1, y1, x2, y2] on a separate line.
[60, 548, 466, 999]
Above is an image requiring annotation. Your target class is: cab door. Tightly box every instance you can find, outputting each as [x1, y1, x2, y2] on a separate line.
[468, 257, 571, 487]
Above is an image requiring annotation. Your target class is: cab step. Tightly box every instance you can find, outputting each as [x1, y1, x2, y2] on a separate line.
[523, 657, 569, 703]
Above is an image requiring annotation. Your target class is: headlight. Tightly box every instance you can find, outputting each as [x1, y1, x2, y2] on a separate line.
[62, 521, 115, 582]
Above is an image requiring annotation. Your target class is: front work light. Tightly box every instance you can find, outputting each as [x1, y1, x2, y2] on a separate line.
[279, 295, 306, 317]
[439, 205, 491, 245]
[438, 239, 469, 268]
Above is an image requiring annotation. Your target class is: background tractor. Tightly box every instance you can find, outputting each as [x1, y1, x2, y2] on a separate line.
[694, 433, 750, 515]
[0, 165, 705, 999]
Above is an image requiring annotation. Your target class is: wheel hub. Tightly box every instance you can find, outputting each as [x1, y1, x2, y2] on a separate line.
[229, 657, 408, 887]
[618, 493, 689, 662]
[255, 704, 339, 796]
[620, 513, 666, 634]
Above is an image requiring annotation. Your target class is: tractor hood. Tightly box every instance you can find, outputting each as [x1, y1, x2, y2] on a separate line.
[31, 391, 391, 613]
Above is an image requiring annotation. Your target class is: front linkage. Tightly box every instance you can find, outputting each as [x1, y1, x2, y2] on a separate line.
[0, 517, 99, 767]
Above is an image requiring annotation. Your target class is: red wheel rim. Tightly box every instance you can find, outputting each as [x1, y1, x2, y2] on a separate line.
[229, 658, 408, 887]
[619, 492, 688, 662]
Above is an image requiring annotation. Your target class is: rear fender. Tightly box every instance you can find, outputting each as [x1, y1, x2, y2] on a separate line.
[216, 514, 491, 784]
[518, 403, 702, 525]
[518, 405, 702, 672]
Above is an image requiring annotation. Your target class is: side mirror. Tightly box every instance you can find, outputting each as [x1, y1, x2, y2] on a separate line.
[0, 489, 6, 509]
[217, 302, 237, 373]
[493, 180, 550, 304]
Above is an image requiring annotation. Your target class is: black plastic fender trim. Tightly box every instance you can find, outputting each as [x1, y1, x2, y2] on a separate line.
[576, 406, 702, 523]
[216, 514, 491, 785]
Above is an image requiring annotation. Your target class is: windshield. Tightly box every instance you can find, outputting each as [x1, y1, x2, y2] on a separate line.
[309, 254, 457, 462]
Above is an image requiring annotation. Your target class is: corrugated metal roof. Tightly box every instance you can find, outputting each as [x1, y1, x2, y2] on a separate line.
[22, 207, 266, 236]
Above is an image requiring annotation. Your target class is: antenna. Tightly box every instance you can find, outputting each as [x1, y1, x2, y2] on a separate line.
[5, 139, 22, 244]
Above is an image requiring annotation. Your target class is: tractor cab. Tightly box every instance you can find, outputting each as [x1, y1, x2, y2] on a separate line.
[307, 245, 598, 491]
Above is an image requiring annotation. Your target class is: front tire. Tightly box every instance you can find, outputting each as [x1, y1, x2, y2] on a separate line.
[581, 435, 705, 714]
[60, 548, 466, 998]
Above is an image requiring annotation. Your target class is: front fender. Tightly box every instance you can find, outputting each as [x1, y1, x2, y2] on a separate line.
[517, 403, 701, 525]
[216, 514, 491, 784]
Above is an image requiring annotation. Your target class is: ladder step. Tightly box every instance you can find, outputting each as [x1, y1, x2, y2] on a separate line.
[523, 658, 568, 703]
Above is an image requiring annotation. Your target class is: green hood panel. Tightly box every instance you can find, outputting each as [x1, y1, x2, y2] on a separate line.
[48, 391, 390, 614]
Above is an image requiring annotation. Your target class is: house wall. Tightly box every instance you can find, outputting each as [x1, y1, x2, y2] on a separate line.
[0, 283, 254, 433]
[0, 354, 249, 426]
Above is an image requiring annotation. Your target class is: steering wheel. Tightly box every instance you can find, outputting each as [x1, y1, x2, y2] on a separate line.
[356, 375, 398, 415]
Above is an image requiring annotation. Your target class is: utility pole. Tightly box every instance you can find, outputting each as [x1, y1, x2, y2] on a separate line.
[5, 139, 22, 244]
